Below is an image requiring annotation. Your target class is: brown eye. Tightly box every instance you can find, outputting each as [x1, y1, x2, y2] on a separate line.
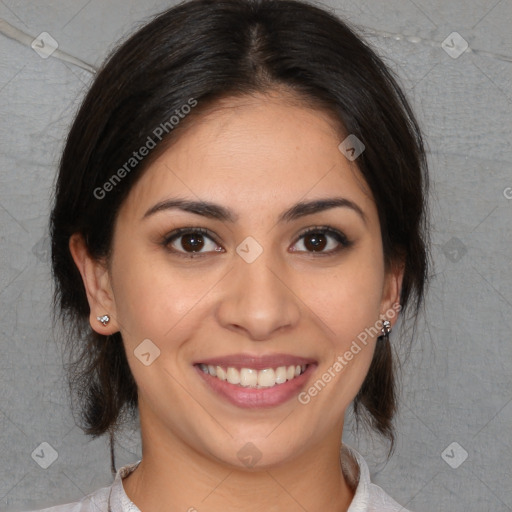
[292, 226, 352, 255]
[303, 232, 328, 252]
[180, 233, 206, 252]
[163, 228, 222, 257]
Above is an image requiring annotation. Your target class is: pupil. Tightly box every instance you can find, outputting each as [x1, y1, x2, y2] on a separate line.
[305, 233, 326, 252]
[182, 234, 204, 252]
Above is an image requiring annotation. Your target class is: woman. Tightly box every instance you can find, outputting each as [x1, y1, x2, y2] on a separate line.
[35, 0, 429, 510]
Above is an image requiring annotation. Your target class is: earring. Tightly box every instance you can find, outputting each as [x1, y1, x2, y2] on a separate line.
[380, 319, 391, 338]
[97, 315, 110, 326]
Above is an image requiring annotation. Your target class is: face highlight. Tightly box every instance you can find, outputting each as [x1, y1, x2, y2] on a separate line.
[93, 92, 401, 469]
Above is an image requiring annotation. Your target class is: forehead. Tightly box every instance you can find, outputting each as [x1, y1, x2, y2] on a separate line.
[118, 92, 376, 223]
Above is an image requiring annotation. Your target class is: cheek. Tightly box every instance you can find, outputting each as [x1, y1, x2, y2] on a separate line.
[110, 224, 385, 349]
[302, 255, 385, 343]
[110, 246, 219, 347]
[296, 271, 383, 419]
[298, 248, 385, 406]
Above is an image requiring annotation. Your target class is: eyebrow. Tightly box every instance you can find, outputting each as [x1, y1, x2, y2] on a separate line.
[143, 197, 366, 224]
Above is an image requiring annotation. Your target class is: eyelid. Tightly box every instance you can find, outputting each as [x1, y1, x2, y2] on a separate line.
[294, 225, 350, 243]
[162, 227, 218, 245]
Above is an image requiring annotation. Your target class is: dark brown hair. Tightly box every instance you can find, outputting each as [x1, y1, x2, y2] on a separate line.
[50, 0, 429, 475]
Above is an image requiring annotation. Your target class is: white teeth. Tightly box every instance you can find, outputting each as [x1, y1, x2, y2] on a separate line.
[199, 363, 308, 388]
[226, 367, 240, 384]
[240, 368, 258, 387]
[257, 368, 276, 387]
[275, 366, 287, 384]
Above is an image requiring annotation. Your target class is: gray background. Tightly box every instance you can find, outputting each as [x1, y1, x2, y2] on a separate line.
[0, 0, 511, 510]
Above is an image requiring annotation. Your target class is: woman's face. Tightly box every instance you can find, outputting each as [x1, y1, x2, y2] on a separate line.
[91, 92, 401, 468]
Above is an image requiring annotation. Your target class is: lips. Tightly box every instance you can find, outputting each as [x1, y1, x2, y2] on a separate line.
[193, 353, 317, 408]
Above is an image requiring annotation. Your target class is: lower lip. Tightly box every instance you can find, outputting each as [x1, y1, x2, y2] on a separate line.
[195, 364, 316, 409]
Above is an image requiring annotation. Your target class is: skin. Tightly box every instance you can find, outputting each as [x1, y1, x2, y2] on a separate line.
[70, 90, 403, 512]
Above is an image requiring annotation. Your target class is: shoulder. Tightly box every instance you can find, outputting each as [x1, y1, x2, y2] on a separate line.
[342, 444, 413, 512]
[23, 459, 141, 512]
[367, 482, 412, 512]
[22, 485, 110, 512]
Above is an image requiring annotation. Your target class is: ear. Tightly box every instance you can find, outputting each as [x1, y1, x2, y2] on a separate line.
[69, 233, 120, 334]
[380, 258, 405, 330]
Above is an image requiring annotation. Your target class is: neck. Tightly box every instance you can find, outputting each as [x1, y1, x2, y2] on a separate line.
[122, 402, 355, 512]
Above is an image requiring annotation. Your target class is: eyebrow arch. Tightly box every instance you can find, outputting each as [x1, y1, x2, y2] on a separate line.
[142, 197, 366, 224]
[143, 198, 237, 222]
[278, 198, 366, 224]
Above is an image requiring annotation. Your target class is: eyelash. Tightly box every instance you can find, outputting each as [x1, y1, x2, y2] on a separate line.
[161, 226, 353, 259]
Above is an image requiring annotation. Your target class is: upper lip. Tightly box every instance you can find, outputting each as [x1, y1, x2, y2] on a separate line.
[195, 353, 317, 370]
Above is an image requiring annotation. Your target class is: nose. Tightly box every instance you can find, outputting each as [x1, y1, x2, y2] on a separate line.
[215, 250, 301, 341]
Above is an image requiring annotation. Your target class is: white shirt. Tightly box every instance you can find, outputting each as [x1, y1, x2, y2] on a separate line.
[25, 445, 411, 512]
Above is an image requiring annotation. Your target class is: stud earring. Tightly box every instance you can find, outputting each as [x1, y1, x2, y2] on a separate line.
[97, 315, 110, 326]
[380, 319, 391, 338]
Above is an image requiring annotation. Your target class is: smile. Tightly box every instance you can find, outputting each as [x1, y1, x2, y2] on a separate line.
[194, 354, 317, 408]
